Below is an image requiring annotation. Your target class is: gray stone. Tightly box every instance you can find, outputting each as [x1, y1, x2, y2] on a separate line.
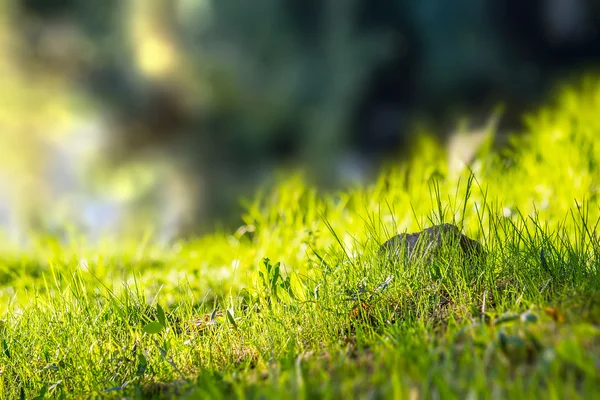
[379, 223, 485, 263]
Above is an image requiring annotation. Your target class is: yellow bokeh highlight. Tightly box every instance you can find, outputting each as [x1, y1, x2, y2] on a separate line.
[130, 0, 179, 79]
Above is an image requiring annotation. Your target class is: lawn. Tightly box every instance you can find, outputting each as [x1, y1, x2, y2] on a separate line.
[1, 80, 600, 399]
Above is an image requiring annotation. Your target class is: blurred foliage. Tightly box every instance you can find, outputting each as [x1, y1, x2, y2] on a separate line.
[0, 0, 599, 238]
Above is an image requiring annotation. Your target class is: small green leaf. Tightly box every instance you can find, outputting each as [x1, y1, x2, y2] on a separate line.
[271, 263, 281, 291]
[2, 339, 10, 359]
[258, 271, 267, 289]
[226, 309, 237, 328]
[281, 276, 296, 299]
[136, 353, 147, 375]
[263, 258, 271, 273]
[157, 304, 167, 327]
[143, 321, 164, 334]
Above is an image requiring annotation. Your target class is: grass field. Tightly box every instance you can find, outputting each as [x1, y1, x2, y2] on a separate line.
[1, 80, 600, 399]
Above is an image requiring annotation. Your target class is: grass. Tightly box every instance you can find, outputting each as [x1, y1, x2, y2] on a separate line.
[1, 79, 600, 398]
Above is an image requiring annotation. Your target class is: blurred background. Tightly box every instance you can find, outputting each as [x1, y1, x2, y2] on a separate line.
[0, 0, 599, 243]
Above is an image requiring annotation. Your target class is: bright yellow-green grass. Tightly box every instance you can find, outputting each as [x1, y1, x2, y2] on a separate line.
[1, 79, 600, 399]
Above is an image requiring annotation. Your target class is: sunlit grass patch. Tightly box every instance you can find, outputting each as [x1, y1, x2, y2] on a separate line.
[2, 80, 600, 398]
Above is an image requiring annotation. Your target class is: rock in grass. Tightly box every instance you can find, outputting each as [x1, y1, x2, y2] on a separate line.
[379, 223, 485, 263]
